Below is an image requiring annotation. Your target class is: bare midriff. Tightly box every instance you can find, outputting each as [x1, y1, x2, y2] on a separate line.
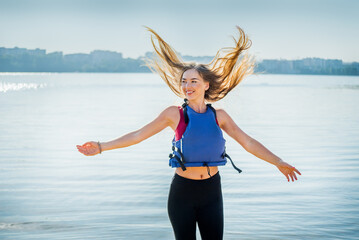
[175, 166, 219, 180]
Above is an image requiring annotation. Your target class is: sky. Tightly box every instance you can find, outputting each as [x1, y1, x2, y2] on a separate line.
[0, 0, 358, 62]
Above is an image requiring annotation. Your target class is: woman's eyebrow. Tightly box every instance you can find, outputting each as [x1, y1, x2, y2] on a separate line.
[182, 77, 199, 80]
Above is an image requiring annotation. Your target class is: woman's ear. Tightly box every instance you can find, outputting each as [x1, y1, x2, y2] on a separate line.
[205, 82, 209, 91]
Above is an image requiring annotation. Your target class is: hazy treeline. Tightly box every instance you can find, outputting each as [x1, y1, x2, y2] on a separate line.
[1, 47, 358, 75]
[0, 47, 149, 72]
[256, 58, 359, 75]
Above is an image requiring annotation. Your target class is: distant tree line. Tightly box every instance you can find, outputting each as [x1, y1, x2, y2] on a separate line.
[0, 47, 358, 75]
[256, 58, 359, 75]
[0, 47, 149, 73]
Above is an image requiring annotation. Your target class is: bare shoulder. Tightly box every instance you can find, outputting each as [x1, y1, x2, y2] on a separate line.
[214, 107, 227, 116]
[162, 105, 180, 118]
[161, 105, 180, 129]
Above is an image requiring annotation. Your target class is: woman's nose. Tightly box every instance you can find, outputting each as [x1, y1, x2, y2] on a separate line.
[184, 82, 193, 88]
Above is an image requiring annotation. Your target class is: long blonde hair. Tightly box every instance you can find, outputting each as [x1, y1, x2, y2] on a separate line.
[144, 26, 255, 102]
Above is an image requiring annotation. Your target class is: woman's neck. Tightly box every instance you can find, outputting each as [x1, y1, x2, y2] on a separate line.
[187, 99, 207, 113]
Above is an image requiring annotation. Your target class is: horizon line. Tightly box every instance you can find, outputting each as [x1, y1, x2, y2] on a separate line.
[0, 46, 358, 63]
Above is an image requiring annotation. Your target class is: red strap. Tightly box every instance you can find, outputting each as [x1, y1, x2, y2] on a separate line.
[175, 106, 187, 141]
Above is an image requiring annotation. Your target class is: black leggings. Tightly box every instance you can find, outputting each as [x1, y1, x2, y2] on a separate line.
[167, 172, 223, 240]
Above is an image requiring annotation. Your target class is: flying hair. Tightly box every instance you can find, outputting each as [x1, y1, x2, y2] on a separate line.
[144, 26, 255, 102]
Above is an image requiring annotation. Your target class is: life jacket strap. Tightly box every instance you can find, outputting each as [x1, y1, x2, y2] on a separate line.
[182, 99, 189, 124]
[172, 145, 185, 163]
[222, 152, 242, 174]
[169, 153, 187, 171]
[206, 104, 217, 120]
[203, 162, 212, 177]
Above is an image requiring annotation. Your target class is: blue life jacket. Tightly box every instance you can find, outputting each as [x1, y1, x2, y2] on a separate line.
[169, 99, 242, 175]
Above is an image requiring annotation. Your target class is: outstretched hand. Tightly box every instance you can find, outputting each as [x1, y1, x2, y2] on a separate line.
[276, 160, 301, 182]
[76, 141, 101, 156]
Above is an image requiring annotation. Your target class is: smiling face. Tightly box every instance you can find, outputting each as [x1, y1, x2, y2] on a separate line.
[181, 69, 209, 101]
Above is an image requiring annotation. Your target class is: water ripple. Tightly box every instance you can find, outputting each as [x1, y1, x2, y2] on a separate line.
[0, 82, 46, 93]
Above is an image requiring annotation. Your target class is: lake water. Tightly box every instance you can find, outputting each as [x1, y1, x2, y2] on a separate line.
[1, 73, 359, 239]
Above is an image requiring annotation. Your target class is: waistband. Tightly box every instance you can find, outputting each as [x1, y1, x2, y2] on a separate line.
[173, 171, 220, 185]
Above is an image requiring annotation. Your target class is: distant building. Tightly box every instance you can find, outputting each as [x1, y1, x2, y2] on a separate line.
[64, 53, 90, 62]
[0, 47, 46, 56]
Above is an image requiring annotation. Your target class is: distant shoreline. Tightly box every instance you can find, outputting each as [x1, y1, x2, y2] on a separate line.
[1, 47, 358, 76]
[1, 72, 358, 77]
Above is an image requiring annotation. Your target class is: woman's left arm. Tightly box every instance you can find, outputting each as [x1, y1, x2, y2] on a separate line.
[216, 109, 301, 182]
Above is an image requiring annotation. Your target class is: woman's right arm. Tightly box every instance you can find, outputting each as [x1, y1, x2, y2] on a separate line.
[77, 106, 179, 156]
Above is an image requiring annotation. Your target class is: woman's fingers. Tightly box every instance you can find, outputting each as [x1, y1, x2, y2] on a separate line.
[286, 173, 293, 182]
[80, 142, 94, 149]
[278, 161, 301, 182]
[292, 172, 297, 181]
[293, 168, 301, 175]
[76, 143, 98, 156]
[80, 146, 88, 155]
[76, 145, 85, 153]
[288, 170, 300, 182]
[77, 146, 88, 154]
[289, 172, 294, 182]
[290, 167, 300, 181]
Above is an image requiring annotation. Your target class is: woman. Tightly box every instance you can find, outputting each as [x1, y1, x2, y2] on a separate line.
[77, 26, 301, 240]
